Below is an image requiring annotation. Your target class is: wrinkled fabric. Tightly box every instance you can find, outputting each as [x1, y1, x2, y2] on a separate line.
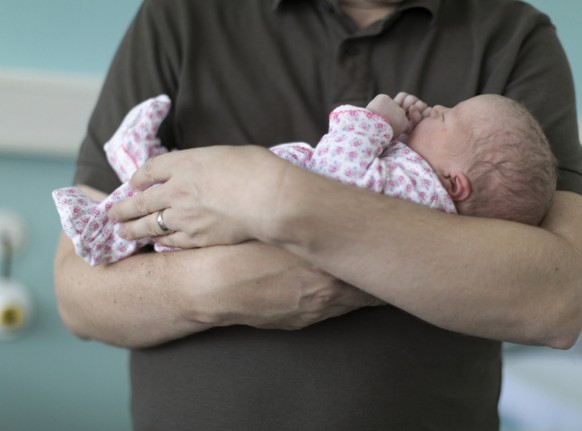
[52, 95, 172, 266]
[272, 105, 457, 214]
[55, 97, 456, 266]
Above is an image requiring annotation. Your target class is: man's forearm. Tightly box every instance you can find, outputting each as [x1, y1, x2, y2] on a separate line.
[106, 146, 581, 348]
[54, 233, 215, 348]
[264, 165, 582, 349]
[55, 230, 379, 348]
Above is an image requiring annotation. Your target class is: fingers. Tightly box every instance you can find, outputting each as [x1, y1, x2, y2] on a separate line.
[407, 105, 423, 132]
[394, 92, 430, 115]
[110, 145, 277, 248]
[109, 181, 172, 226]
[153, 229, 195, 249]
[118, 208, 173, 240]
[108, 152, 179, 224]
[393, 92, 407, 106]
[130, 152, 175, 191]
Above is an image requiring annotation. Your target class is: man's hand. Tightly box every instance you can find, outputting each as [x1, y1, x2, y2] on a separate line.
[201, 242, 385, 331]
[108, 146, 293, 249]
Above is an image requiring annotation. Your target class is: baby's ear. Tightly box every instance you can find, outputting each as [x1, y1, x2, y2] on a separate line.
[445, 172, 471, 202]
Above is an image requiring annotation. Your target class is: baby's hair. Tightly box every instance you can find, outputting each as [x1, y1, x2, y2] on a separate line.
[456, 95, 557, 225]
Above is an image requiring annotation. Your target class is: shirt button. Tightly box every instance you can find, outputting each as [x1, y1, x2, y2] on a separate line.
[344, 43, 360, 56]
[319, 1, 332, 12]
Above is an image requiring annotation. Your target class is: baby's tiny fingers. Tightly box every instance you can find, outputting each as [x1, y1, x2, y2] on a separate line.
[406, 105, 423, 132]
[412, 99, 428, 113]
[394, 92, 409, 106]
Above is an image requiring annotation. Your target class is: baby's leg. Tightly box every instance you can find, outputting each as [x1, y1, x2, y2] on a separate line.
[52, 95, 173, 266]
[104, 95, 172, 182]
[52, 183, 148, 266]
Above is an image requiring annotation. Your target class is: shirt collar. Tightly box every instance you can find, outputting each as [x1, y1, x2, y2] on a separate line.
[272, 0, 441, 21]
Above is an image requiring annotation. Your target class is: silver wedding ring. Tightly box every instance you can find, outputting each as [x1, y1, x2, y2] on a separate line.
[156, 210, 170, 232]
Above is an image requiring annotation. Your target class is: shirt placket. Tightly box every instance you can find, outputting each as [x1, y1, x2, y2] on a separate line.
[333, 36, 373, 107]
[317, 1, 386, 109]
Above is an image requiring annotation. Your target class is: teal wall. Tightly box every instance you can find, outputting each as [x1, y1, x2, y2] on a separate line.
[0, 0, 141, 76]
[0, 155, 133, 430]
[528, 0, 582, 114]
[0, 1, 140, 430]
[0, 1, 580, 430]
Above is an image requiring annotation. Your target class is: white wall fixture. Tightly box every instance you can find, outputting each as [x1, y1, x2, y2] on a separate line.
[0, 210, 33, 341]
[0, 278, 34, 341]
[0, 211, 27, 260]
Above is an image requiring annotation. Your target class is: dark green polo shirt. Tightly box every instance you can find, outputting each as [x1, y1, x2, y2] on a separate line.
[74, 0, 582, 430]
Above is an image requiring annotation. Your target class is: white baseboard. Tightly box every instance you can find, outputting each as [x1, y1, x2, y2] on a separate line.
[0, 68, 103, 158]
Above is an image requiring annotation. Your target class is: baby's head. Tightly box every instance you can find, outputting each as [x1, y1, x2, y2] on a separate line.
[407, 94, 556, 225]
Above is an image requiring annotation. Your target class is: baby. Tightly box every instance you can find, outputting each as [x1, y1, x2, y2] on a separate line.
[53, 92, 556, 265]
[272, 92, 557, 224]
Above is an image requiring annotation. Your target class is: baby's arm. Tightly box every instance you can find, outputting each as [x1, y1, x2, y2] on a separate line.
[306, 104, 394, 192]
[104, 94, 171, 182]
[271, 93, 426, 171]
[52, 95, 172, 266]
[269, 142, 315, 169]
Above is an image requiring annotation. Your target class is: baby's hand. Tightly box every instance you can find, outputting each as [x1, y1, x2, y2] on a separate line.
[394, 92, 432, 133]
[366, 94, 409, 136]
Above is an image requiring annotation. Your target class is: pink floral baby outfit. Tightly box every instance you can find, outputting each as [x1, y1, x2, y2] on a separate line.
[53, 97, 456, 266]
[52, 95, 172, 266]
[271, 106, 457, 214]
